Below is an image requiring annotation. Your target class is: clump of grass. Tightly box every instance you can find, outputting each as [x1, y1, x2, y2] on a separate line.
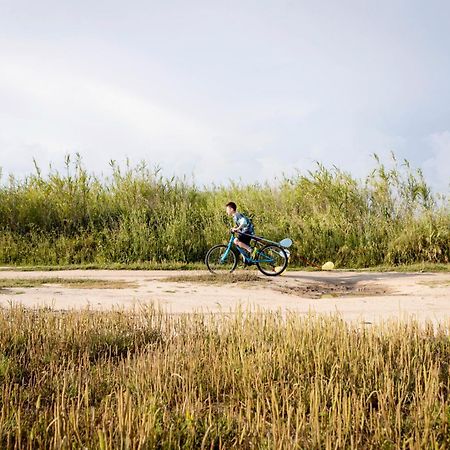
[162, 272, 268, 284]
[419, 280, 450, 288]
[0, 278, 136, 289]
[0, 307, 449, 448]
[0, 153, 448, 268]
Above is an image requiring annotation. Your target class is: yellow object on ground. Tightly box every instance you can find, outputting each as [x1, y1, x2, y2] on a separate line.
[322, 261, 335, 270]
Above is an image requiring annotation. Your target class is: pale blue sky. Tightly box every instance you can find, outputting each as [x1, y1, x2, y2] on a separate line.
[1, 0, 449, 191]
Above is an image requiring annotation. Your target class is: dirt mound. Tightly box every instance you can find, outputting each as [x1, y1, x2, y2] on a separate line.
[276, 281, 389, 299]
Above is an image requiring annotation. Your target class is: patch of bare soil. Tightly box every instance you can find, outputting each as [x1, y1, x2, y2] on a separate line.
[275, 280, 389, 299]
[0, 269, 449, 324]
[162, 272, 388, 298]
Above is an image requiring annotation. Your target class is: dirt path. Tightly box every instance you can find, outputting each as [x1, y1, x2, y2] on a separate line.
[0, 269, 449, 323]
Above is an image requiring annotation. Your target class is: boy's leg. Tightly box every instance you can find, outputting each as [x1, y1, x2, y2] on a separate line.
[234, 238, 252, 253]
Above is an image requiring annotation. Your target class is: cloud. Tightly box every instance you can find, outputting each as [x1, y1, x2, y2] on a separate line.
[0, 60, 212, 141]
[0, 58, 216, 179]
[1, 1, 450, 191]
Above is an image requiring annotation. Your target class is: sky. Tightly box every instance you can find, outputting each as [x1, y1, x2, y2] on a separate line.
[0, 0, 449, 192]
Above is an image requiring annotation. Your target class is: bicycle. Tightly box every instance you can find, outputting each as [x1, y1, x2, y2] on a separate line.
[205, 231, 292, 276]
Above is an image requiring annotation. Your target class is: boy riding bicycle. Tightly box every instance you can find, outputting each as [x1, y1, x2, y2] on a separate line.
[204, 202, 289, 276]
[225, 201, 257, 258]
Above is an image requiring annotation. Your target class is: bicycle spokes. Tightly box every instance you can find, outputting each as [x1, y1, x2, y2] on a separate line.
[205, 245, 237, 274]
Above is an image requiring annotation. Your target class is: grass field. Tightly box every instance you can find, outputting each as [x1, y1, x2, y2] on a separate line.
[0, 154, 448, 268]
[1, 156, 448, 447]
[0, 306, 449, 448]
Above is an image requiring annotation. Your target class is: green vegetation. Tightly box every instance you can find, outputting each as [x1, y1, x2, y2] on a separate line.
[0, 154, 448, 268]
[0, 262, 206, 272]
[0, 306, 448, 448]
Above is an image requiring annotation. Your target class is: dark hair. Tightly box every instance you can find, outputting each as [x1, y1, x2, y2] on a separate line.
[226, 201, 237, 211]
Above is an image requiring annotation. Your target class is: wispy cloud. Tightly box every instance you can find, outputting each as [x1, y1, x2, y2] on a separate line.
[1, 1, 449, 192]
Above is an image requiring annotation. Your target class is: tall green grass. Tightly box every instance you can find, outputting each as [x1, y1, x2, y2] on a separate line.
[0, 307, 449, 448]
[0, 154, 448, 267]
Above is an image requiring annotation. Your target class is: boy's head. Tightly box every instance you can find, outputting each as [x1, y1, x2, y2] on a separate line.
[225, 201, 237, 216]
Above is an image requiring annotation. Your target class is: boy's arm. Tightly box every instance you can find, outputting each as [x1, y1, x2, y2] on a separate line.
[232, 216, 247, 232]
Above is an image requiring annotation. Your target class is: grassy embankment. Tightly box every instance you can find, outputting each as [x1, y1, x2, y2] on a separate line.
[0, 307, 448, 448]
[0, 154, 448, 269]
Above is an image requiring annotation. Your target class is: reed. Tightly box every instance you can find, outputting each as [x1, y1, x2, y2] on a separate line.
[0, 306, 448, 448]
[0, 154, 448, 267]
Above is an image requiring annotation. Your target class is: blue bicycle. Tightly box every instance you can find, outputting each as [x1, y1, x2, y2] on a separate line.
[205, 231, 292, 276]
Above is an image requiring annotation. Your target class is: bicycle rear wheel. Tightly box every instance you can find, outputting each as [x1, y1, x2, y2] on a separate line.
[256, 245, 288, 276]
[205, 245, 238, 274]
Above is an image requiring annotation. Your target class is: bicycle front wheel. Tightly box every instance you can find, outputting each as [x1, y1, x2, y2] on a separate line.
[256, 245, 288, 276]
[205, 245, 238, 274]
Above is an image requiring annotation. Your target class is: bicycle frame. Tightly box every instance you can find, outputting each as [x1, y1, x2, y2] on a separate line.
[220, 233, 276, 265]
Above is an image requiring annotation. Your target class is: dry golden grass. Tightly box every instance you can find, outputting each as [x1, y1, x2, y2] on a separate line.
[0, 306, 449, 448]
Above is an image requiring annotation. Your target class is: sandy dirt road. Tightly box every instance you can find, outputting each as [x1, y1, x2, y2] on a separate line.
[0, 269, 449, 323]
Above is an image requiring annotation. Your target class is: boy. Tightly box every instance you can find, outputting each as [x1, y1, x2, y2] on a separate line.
[225, 201, 256, 257]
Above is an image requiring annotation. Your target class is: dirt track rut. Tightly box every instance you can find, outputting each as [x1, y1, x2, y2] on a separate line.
[0, 269, 449, 323]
